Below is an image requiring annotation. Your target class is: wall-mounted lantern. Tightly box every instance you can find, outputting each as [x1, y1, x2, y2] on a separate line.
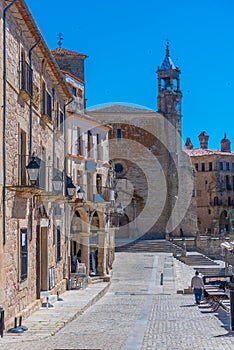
[52, 172, 63, 193]
[67, 181, 76, 198]
[26, 155, 40, 186]
[76, 187, 85, 200]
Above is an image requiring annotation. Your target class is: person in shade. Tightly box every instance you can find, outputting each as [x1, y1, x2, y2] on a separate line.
[191, 270, 204, 304]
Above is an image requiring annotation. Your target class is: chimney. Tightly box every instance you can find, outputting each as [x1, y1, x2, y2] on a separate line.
[185, 137, 193, 150]
[198, 131, 209, 149]
[221, 133, 231, 152]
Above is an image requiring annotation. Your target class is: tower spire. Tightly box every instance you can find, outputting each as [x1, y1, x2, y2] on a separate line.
[157, 44, 182, 135]
[166, 41, 170, 57]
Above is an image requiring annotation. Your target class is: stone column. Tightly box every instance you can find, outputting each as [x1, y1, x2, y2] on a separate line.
[80, 233, 90, 276]
[97, 230, 107, 275]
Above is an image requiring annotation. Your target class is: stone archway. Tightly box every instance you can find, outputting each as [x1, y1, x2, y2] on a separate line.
[70, 207, 89, 274]
[114, 214, 130, 240]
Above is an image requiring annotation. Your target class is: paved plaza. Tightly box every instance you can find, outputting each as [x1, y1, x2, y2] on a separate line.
[1, 251, 234, 350]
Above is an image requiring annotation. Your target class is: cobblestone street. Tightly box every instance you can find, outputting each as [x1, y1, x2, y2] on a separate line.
[1, 252, 234, 350]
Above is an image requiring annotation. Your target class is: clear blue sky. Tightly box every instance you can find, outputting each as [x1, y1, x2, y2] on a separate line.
[26, 0, 234, 150]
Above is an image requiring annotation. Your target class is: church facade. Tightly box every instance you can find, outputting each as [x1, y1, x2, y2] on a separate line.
[89, 45, 197, 240]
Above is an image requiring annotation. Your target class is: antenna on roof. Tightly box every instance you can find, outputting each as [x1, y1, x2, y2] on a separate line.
[166, 38, 170, 56]
[57, 33, 63, 48]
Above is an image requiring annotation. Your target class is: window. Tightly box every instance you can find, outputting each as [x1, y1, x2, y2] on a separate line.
[219, 162, 223, 171]
[76, 127, 81, 155]
[209, 162, 212, 171]
[226, 162, 230, 171]
[232, 163, 234, 172]
[115, 163, 123, 177]
[214, 197, 219, 206]
[228, 197, 232, 206]
[201, 163, 205, 172]
[194, 163, 198, 171]
[226, 175, 231, 190]
[116, 128, 122, 140]
[78, 88, 83, 98]
[59, 111, 64, 133]
[97, 133, 103, 160]
[41, 82, 52, 120]
[208, 209, 211, 215]
[36, 147, 46, 190]
[46, 92, 52, 119]
[55, 102, 60, 129]
[56, 225, 61, 262]
[72, 86, 77, 96]
[20, 228, 28, 281]
[87, 130, 93, 158]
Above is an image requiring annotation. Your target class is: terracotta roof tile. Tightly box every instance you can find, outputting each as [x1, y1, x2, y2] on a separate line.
[51, 48, 88, 59]
[185, 148, 234, 157]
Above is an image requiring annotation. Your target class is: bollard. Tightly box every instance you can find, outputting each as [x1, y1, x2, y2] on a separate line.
[18, 315, 28, 331]
[160, 273, 163, 285]
[41, 296, 54, 308]
[57, 291, 63, 301]
[8, 317, 24, 333]
[230, 289, 234, 331]
[0, 308, 4, 338]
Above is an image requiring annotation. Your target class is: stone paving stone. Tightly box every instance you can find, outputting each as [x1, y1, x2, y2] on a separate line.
[1, 252, 234, 350]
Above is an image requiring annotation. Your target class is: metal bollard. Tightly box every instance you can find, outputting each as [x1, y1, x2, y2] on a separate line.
[0, 308, 4, 338]
[230, 289, 234, 331]
[8, 316, 24, 333]
[57, 291, 63, 301]
[160, 273, 164, 285]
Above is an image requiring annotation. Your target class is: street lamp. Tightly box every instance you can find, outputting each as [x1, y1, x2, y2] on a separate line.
[26, 155, 40, 185]
[76, 187, 85, 201]
[67, 182, 76, 198]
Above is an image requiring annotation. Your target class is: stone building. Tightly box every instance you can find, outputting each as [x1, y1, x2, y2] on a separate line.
[89, 44, 197, 240]
[0, 0, 116, 329]
[185, 132, 234, 236]
[51, 48, 116, 277]
[0, 0, 73, 328]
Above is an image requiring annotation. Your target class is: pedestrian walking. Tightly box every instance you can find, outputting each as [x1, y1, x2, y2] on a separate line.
[191, 270, 204, 304]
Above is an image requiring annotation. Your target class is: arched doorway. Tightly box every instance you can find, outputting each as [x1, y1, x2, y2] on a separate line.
[70, 210, 83, 273]
[89, 211, 100, 275]
[219, 210, 229, 234]
[113, 213, 130, 239]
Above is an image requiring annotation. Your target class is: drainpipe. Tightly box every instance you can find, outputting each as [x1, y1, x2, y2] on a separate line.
[28, 37, 41, 240]
[63, 97, 73, 189]
[3, 0, 18, 244]
[63, 97, 73, 238]
[63, 97, 73, 287]
[29, 37, 41, 155]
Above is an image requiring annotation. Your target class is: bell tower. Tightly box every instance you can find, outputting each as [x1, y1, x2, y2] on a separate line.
[157, 43, 182, 134]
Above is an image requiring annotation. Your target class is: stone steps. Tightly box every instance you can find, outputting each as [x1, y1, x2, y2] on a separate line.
[115, 239, 225, 277]
[115, 239, 184, 255]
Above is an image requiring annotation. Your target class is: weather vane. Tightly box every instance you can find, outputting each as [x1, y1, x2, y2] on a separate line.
[57, 32, 63, 48]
